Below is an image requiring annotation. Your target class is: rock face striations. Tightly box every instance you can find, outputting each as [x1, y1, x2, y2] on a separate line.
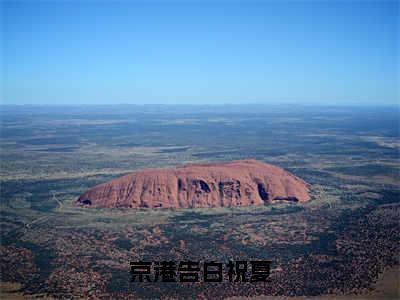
[77, 159, 310, 209]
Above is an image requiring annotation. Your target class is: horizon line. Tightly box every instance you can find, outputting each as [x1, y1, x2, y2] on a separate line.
[1, 102, 399, 108]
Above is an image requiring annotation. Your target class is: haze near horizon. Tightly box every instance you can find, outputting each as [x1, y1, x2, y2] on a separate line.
[2, 1, 398, 106]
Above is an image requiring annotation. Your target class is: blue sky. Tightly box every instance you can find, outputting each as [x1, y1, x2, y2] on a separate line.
[2, 1, 398, 106]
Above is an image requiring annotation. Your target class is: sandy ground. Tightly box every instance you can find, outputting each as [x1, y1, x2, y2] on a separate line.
[228, 266, 399, 300]
[1, 267, 398, 299]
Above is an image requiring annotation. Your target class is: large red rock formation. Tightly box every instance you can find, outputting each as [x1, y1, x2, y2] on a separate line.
[77, 159, 310, 208]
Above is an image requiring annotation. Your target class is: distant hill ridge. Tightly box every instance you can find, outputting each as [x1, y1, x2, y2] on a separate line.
[77, 159, 310, 209]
